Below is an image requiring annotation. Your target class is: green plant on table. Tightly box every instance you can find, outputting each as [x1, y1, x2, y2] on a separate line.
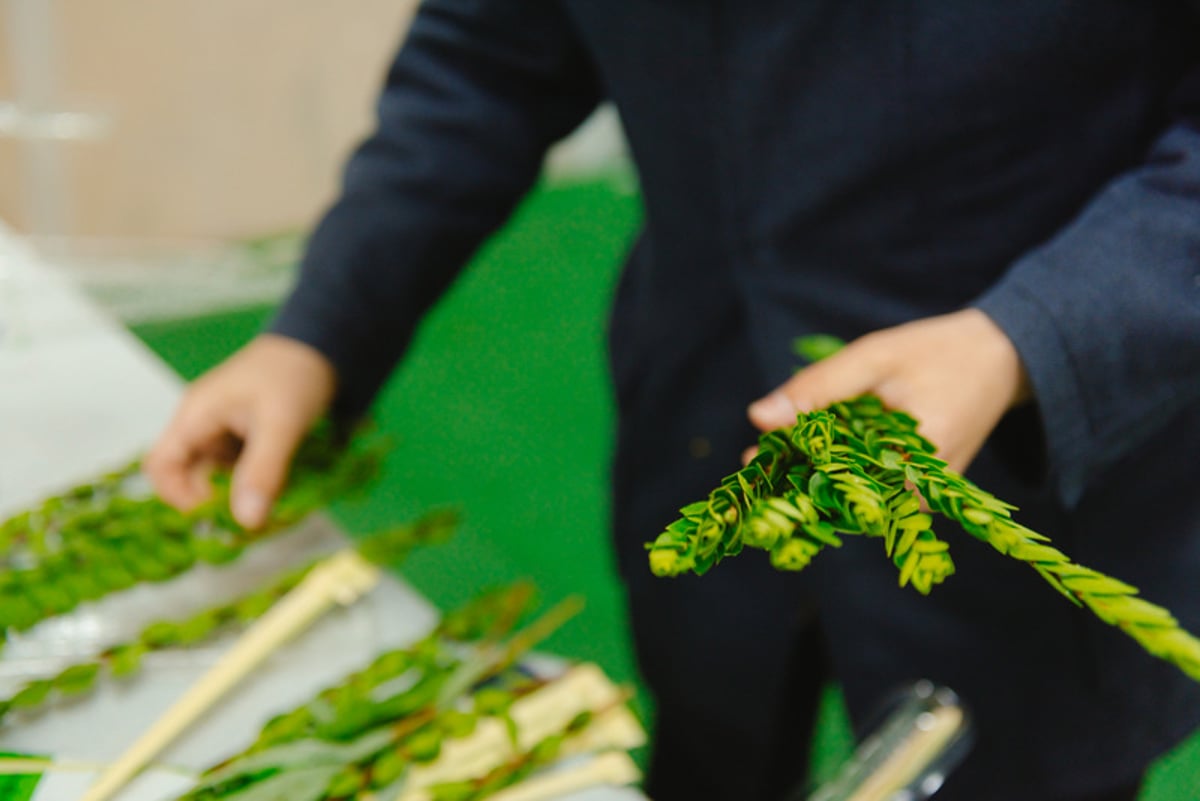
[0, 424, 382, 647]
[646, 336, 1200, 682]
[177, 585, 604, 801]
[0, 511, 457, 724]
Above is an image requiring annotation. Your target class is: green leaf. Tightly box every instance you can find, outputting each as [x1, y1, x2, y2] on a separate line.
[313, 698, 374, 741]
[196, 730, 394, 791]
[95, 564, 138, 592]
[802, 521, 842, 548]
[406, 727, 444, 763]
[370, 748, 408, 788]
[192, 538, 242, 565]
[129, 554, 173, 582]
[10, 680, 53, 709]
[177, 611, 222, 645]
[962, 507, 994, 527]
[323, 765, 363, 798]
[1107, 598, 1177, 626]
[257, 707, 315, 748]
[879, 449, 903, 471]
[62, 573, 106, 602]
[109, 643, 148, 678]
[158, 540, 198, 572]
[53, 663, 100, 695]
[438, 710, 478, 739]
[368, 650, 413, 682]
[0, 594, 41, 631]
[367, 675, 446, 727]
[233, 592, 278, 623]
[898, 550, 920, 588]
[890, 494, 921, 519]
[648, 546, 687, 576]
[1065, 575, 1138, 597]
[792, 334, 847, 363]
[140, 621, 182, 648]
[529, 732, 566, 764]
[429, 780, 478, 801]
[472, 688, 513, 717]
[807, 471, 834, 509]
[207, 765, 341, 801]
[26, 583, 74, 616]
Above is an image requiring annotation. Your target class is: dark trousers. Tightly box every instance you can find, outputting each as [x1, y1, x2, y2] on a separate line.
[1078, 786, 1142, 801]
[627, 556, 828, 801]
[612, 313, 827, 801]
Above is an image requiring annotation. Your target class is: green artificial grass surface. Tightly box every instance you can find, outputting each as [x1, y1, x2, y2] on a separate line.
[0, 753, 41, 801]
[130, 179, 1200, 798]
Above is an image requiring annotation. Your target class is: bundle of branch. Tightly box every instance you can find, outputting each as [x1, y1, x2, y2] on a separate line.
[175, 587, 644, 801]
[647, 341, 1200, 683]
[0, 424, 383, 647]
[0, 511, 457, 724]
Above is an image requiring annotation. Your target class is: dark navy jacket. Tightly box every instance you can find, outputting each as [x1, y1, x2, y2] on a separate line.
[273, 2, 1200, 798]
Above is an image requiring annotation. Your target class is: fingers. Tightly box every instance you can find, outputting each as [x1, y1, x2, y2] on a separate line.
[144, 405, 230, 511]
[147, 402, 309, 530]
[747, 339, 881, 431]
[742, 311, 1028, 481]
[229, 410, 309, 529]
[145, 334, 337, 531]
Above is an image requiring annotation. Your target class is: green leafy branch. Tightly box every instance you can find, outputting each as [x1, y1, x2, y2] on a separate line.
[0, 424, 383, 646]
[241, 582, 538, 758]
[647, 338, 1200, 682]
[177, 586, 588, 801]
[0, 511, 457, 725]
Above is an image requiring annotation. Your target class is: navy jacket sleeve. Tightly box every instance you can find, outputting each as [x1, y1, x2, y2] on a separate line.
[270, 0, 601, 419]
[975, 67, 1200, 508]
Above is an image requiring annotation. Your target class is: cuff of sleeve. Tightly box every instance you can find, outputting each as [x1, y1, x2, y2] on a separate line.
[973, 276, 1093, 507]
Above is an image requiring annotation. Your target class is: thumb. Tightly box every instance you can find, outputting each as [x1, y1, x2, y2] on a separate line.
[229, 413, 308, 529]
[748, 345, 880, 431]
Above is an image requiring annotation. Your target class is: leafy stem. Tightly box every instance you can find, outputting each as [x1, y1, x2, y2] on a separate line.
[647, 339, 1200, 683]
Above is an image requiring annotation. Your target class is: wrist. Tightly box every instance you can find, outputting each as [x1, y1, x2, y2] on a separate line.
[249, 333, 338, 410]
[963, 308, 1030, 411]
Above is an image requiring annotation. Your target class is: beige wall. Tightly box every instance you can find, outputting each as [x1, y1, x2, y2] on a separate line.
[1, 1, 419, 239]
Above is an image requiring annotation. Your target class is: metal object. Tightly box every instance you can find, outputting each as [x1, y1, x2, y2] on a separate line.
[806, 682, 972, 801]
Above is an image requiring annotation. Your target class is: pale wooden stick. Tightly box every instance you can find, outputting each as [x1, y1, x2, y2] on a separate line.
[389, 664, 645, 801]
[81, 549, 379, 801]
[0, 757, 113, 775]
[484, 751, 641, 801]
[846, 704, 965, 801]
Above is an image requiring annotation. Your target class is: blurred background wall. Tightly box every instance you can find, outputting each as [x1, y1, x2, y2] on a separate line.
[0, 0, 420, 240]
[0, 0, 628, 323]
